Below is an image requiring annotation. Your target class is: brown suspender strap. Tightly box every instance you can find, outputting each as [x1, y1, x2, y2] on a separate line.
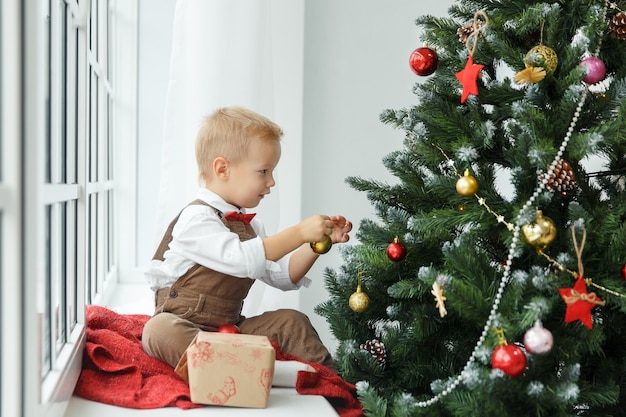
[152, 199, 218, 261]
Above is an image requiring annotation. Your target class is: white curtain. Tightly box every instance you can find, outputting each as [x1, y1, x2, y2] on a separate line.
[156, 0, 303, 315]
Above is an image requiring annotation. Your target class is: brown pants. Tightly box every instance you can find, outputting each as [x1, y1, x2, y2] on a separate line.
[142, 308, 337, 373]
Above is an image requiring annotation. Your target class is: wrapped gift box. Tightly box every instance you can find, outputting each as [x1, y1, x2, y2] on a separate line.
[175, 331, 275, 408]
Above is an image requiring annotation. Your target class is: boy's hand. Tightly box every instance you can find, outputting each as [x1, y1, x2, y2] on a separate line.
[298, 215, 352, 245]
[329, 215, 352, 244]
[299, 215, 334, 243]
[285, 215, 353, 283]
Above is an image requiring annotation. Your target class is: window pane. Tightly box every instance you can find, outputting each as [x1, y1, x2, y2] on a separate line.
[0, 211, 5, 404]
[45, 1, 51, 183]
[88, 193, 98, 302]
[42, 205, 52, 379]
[67, 200, 78, 332]
[50, 1, 67, 184]
[0, 9, 3, 183]
[89, 70, 98, 182]
[107, 190, 113, 271]
[55, 202, 67, 351]
[66, 19, 78, 184]
[60, 4, 68, 183]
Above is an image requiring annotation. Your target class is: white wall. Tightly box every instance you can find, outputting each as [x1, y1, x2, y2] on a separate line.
[300, 1, 452, 351]
[136, 0, 453, 353]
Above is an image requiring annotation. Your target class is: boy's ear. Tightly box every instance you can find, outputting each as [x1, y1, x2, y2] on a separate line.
[213, 157, 229, 180]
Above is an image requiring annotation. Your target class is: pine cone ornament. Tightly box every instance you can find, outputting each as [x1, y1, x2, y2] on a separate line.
[360, 339, 387, 367]
[609, 11, 626, 40]
[457, 22, 482, 43]
[544, 159, 576, 193]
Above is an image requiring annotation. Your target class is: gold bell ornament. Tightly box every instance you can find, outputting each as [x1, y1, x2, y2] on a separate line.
[521, 210, 557, 252]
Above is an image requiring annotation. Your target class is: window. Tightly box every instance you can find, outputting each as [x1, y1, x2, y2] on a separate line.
[1, 1, 138, 416]
[1, 2, 24, 417]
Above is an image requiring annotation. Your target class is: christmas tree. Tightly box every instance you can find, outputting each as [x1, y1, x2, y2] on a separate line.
[316, 1, 626, 416]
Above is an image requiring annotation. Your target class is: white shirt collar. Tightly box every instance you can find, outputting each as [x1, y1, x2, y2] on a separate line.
[196, 188, 252, 214]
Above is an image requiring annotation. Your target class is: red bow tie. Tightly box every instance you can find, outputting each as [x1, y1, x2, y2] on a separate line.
[224, 211, 256, 225]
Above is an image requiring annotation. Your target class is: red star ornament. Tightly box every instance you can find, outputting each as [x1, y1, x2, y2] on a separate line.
[455, 55, 484, 103]
[559, 276, 604, 329]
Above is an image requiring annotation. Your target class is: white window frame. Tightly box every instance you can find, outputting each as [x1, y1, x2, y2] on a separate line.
[1, 1, 138, 416]
[1, 1, 24, 417]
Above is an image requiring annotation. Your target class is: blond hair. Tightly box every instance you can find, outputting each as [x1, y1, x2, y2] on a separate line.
[195, 106, 283, 184]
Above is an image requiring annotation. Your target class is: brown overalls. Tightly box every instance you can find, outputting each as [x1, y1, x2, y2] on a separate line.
[141, 200, 336, 372]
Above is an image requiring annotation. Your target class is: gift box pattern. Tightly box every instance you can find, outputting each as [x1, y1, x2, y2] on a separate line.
[185, 333, 275, 408]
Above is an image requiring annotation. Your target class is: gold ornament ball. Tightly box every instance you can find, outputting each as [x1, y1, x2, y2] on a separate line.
[521, 210, 557, 252]
[456, 169, 479, 197]
[311, 235, 332, 254]
[525, 45, 558, 73]
[349, 285, 370, 313]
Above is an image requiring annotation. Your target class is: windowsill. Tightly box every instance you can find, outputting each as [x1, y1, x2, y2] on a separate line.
[64, 283, 340, 417]
[65, 388, 339, 416]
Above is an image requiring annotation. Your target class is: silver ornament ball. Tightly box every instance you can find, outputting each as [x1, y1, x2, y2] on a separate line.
[523, 322, 554, 355]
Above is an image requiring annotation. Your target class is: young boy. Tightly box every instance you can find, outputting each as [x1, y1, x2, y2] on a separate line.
[142, 106, 352, 373]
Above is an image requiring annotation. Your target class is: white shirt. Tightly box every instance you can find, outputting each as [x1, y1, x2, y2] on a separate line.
[144, 188, 311, 291]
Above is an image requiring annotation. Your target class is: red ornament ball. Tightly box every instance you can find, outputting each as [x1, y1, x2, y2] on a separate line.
[579, 56, 606, 84]
[491, 343, 527, 377]
[387, 236, 407, 262]
[621, 264, 626, 280]
[217, 323, 241, 334]
[409, 46, 438, 76]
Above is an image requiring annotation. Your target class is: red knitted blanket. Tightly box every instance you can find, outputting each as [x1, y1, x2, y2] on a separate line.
[74, 305, 363, 417]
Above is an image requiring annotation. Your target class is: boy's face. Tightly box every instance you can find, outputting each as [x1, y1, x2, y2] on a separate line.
[224, 138, 281, 209]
